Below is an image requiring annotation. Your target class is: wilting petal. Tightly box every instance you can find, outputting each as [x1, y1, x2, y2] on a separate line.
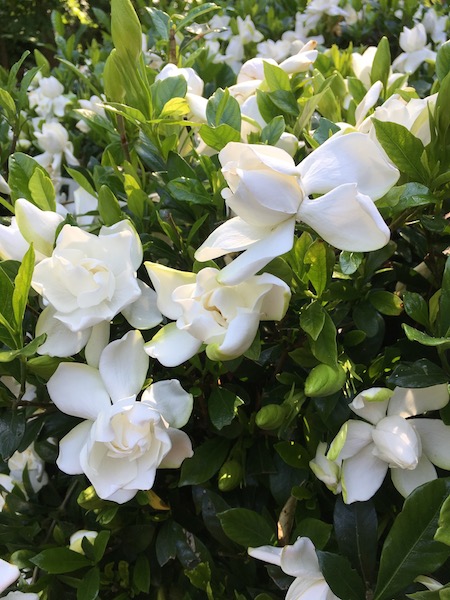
[297, 184, 390, 252]
[141, 380, 193, 429]
[281, 537, 321, 578]
[298, 132, 399, 199]
[413, 419, 450, 469]
[217, 218, 296, 285]
[387, 384, 449, 418]
[144, 323, 202, 367]
[121, 280, 163, 329]
[99, 330, 148, 402]
[47, 363, 111, 419]
[390, 453, 437, 497]
[57, 421, 92, 474]
[145, 262, 196, 320]
[349, 387, 393, 424]
[36, 306, 91, 357]
[159, 428, 193, 467]
[342, 444, 389, 503]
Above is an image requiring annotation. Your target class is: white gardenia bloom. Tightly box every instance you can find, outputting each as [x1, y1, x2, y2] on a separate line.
[33, 122, 79, 177]
[248, 537, 341, 600]
[145, 263, 291, 366]
[8, 444, 48, 493]
[2, 593, 40, 599]
[309, 442, 342, 494]
[392, 23, 437, 74]
[31, 220, 143, 332]
[155, 63, 204, 96]
[328, 385, 450, 503]
[28, 75, 69, 119]
[47, 331, 194, 503]
[236, 15, 264, 45]
[69, 530, 99, 554]
[0, 174, 11, 195]
[195, 135, 399, 284]
[0, 474, 14, 511]
[0, 560, 20, 594]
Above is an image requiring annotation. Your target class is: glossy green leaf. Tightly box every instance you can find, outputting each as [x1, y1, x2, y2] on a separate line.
[300, 301, 326, 341]
[133, 554, 151, 593]
[310, 311, 338, 366]
[179, 437, 230, 486]
[206, 88, 241, 131]
[305, 240, 330, 297]
[31, 547, 91, 574]
[339, 251, 363, 275]
[369, 291, 404, 316]
[402, 324, 450, 347]
[12, 244, 34, 328]
[435, 494, 450, 546]
[436, 41, 450, 82]
[317, 551, 366, 600]
[218, 508, 275, 547]
[403, 292, 429, 328]
[28, 168, 56, 212]
[388, 359, 449, 388]
[98, 185, 122, 226]
[263, 61, 291, 92]
[208, 387, 241, 430]
[199, 124, 241, 151]
[374, 478, 450, 600]
[77, 567, 100, 600]
[371, 36, 391, 91]
[0, 409, 25, 460]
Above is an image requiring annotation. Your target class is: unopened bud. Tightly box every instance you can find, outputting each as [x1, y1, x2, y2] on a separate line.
[255, 404, 287, 430]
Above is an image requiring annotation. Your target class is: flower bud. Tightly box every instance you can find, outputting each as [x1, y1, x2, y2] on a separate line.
[218, 460, 243, 492]
[304, 364, 346, 397]
[255, 404, 287, 430]
[69, 530, 99, 554]
[372, 415, 421, 469]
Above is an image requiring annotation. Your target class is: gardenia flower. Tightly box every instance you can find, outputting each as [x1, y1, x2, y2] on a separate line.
[8, 444, 48, 493]
[31, 220, 144, 332]
[47, 330, 194, 503]
[28, 75, 70, 120]
[2, 593, 39, 599]
[392, 23, 436, 73]
[33, 122, 79, 176]
[195, 135, 399, 284]
[327, 385, 450, 503]
[248, 537, 341, 600]
[144, 264, 291, 366]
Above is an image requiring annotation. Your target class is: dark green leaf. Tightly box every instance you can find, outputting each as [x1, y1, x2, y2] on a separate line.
[403, 292, 429, 328]
[436, 40, 450, 82]
[208, 387, 239, 430]
[310, 311, 337, 366]
[133, 554, 151, 593]
[435, 493, 450, 546]
[261, 116, 286, 145]
[0, 410, 25, 459]
[374, 478, 450, 600]
[438, 256, 450, 336]
[218, 508, 275, 547]
[31, 548, 91, 574]
[369, 291, 404, 316]
[402, 324, 450, 347]
[317, 551, 366, 600]
[388, 359, 449, 388]
[77, 567, 100, 600]
[294, 518, 331, 550]
[300, 301, 326, 341]
[153, 76, 187, 116]
[179, 437, 230, 486]
[98, 185, 122, 226]
[145, 7, 170, 40]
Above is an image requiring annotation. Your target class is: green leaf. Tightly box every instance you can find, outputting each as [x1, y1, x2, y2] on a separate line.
[300, 301, 326, 341]
[310, 311, 338, 366]
[0, 88, 16, 120]
[374, 478, 450, 600]
[267, 89, 299, 117]
[208, 387, 241, 430]
[31, 548, 91, 574]
[111, 0, 142, 61]
[370, 36, 391, 92]
[218, 508, 275, 547]
[334, 498, 378, 589]
[98, 185, 122, 226]
[167, 178, 212, 205]
[0, 261, 18, 336]
[133, 554, 151, 593]
[8, 153, 54, 206]
[274, 441, 309, 469]
[0, 410, 25, 460]
[388, 359, 449, 388]
[206, 88, 241, 131]
[175, 2, 219, 31]
[294, 518, 332, 550]
[372, 119, 427, 182]
[152, 75, 187, 116]
[438, 255, 450, 337]
[263, 61, 291, 92]
[305, 240, 331, 297]
[77, 567, 100, 600]
[179, 437, 230, 486]
[12, 244, 34, 328]
[66, 168, 97, 198]
[317, 551, 366, 600]
[369, 291, 404, 316]
[28, 169, 56, 212]
[92, 531, 110, 563]
[435, 493, 450, 546]
[436, 40, 450, 82]
[0, 334, 46, 362]
[339, 251, 363, 275]
[403, 292, 429, 328]
[184, 562, 211, 592]
[261, 116, 286, 145]
[402, 324, 450, 348]
[199, 124, 241, 152]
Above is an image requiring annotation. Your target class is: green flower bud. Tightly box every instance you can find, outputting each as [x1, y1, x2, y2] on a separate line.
[304, 363, 346, 397]
[218, 460, 243, 492]
[255, 404, 287, 430]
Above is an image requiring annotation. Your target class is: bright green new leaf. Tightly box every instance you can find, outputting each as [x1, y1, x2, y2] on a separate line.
[98, 185, 122, 226]
[206, 88, 241, 131]
[371, 36, 391, 92]
[12, 244, 35, 329]
[402, 324, 450, 348]
[436, 40, 450, 82]
[111, 0, 142, 61]
[199, 124, 241, 151]
[263, 61, 291, 92]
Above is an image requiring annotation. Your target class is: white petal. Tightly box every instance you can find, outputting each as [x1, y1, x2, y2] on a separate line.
[85, 321, 110, 368]
[248, 545, 282, 567]
[336, 420, 373, 460]
[355, 81, 383, 127]
[99, 330, 148, 402]
[387, 384, 449, 418]
[0, 217, 30, 262]
[349, 387, 392, 424]
[281, 537, 321, 578]
[36, 306, 91, 357]
[57, 421, 92, 474]
[298, 132, 399, 199]
[297, 184, 390, 252]
[47, 363, 111, 419]
[159, 428, 193, 467]
[99, 220, 143, 270]
[15, 198, 64, 257]
[342, 444, 388, 503]
[0, 559, 20, 593]
[144, 323, 202, 367]
[286, 577, 332, 600]
[219, 142, 298, 177]
[206, 308, 260, 361]
[390, 454, 437, 497]
[413, 419, 450, 469]
[145, 262, 196, 320]
[257, 273, 291, 321]
[216, 218, 296, 285]
[121, 280, 163, 329]
[142, 380, 193, 429]
[372, 415, 421, 469]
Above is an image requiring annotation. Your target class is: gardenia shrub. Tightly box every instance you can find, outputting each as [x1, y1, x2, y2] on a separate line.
[0, 0, 449, 598]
